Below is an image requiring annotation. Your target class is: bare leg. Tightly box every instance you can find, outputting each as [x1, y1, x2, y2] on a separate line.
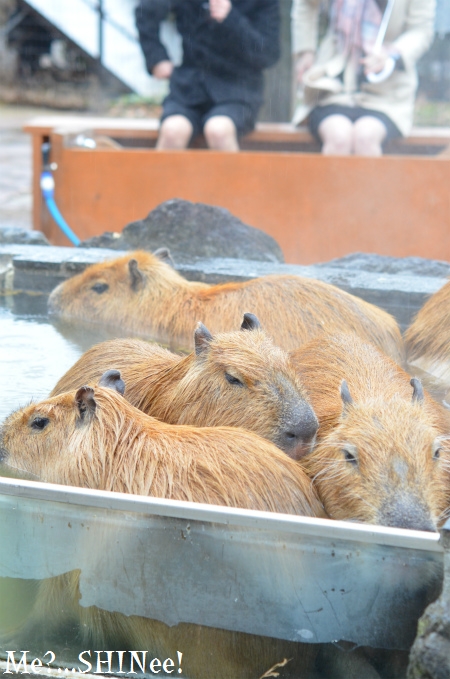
[157, 115, 193, 150]
[318, 114, 353, 155]
[203, 115, 239, 151]
[352, 116, 388, 156]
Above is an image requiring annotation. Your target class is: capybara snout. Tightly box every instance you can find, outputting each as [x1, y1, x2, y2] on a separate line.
[269, 376, 318, 459]
[313, 395, 446, 531]
[380, 494, 437, 533]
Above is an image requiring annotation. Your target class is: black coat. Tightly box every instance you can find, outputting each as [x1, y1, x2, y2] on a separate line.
[135, 0, 280, 106]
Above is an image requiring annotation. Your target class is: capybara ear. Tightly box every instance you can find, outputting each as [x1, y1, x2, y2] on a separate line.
[98, 369, 125, 395]
[410, 377, 424, 404]
[75, 386, 97, 421]
[194, 322, 213, 356]
[153, 247, 174, 267]
[128, 259, 145, 291]
[241, 313, 261, 332]
[340, 380, 353, 411]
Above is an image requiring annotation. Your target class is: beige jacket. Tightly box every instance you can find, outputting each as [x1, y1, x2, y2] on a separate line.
[291, 0, 436, 135]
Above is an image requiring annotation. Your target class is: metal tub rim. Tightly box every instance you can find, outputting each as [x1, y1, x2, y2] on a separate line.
[0, 476, 442, 553]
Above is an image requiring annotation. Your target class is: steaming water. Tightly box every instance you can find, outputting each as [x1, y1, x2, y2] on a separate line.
[0, 291, 131, 422]
[0, 294, 80, 420]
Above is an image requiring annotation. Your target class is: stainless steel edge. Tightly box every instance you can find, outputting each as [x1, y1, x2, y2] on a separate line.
[0, 476, 442, 552]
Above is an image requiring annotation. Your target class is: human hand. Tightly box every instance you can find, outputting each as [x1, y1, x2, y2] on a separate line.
[209, 0, 232, 22]
[294, 51, 315, 84]
[152, 60, 174, 79]
[361, 48, 390, 76]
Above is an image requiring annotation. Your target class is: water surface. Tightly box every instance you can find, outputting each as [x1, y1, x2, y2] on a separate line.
[0, 291, 128, 421]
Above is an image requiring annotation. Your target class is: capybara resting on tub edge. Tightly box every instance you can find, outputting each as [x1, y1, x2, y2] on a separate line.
[290, 333, 450, 530]
[0, 370, 324, 679]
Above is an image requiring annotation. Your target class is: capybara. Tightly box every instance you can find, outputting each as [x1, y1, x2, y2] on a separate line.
[404, 280, 450, 387]
[0, 370, 324, 679]
[50, 315, 319, 460]
[290, 333, 450, 531]
[47, 249, 405, 361]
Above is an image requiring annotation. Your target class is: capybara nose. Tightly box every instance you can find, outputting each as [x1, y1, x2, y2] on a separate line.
[380, 499, 437, 533]
[280, 408, 319, 460]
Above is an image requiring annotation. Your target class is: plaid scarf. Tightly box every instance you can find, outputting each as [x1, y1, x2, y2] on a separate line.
[330, 0, 384, 67]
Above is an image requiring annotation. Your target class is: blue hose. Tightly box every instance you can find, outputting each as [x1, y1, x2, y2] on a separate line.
[40, 170, 81, 246]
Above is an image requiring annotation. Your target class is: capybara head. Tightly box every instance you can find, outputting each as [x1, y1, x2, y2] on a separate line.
[50, 314, 319, 460]
[0, 370, 126, 483]
[156, 313, 319, 459]
[302, 379, 449, 531]
[48, 249, 177, 322]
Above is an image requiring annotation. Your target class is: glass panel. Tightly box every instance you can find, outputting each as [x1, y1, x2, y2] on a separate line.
[0, 478, 443, 677]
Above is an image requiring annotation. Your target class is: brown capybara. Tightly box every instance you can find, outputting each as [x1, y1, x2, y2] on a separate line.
[290, 333, 450, 531]
[0, 370, 324, 679]
[47, 249, 405, 361]
[50, 315, 319, 460]
[404, 280, 450, 387]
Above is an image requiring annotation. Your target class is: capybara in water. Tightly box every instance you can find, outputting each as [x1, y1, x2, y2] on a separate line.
[0, 370, 324, 679]
[290, 333, 450, 530]
[50, 315, 319, 460]
[47, 249, 405, 361]
[404, 280, 450, 387]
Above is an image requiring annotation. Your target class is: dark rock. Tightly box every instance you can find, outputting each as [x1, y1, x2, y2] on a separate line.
[408, 604, 450, 679]
[0, 226, 49, 246]
[407, 521, 450, 679]
[318, 253, 450, 278]
[80, 199, 284, 263]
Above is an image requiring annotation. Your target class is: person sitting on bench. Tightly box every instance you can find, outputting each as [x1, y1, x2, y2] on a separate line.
[291, 0, 435, 156]
[135, 0, 280, 151]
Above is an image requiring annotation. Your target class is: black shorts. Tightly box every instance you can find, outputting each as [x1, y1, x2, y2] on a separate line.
[161, 93, 259, 141]
[308, 104, 402, 143]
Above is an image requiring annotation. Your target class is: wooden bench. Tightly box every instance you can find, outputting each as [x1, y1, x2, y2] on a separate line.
[25, 116, 450, 153]
[24, 116, 450, 264]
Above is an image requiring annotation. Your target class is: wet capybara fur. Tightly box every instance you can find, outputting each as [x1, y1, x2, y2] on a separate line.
[404, 280, 450, 387]
[290, 333, 450, 530]
[0, 371, 324, 679]
[51, 315, 319, 460]
[48, 249, 404, 361]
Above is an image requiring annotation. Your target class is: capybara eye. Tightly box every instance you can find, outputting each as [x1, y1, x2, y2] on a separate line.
[342, 447, 358, 464]
[433, 444, 442, 459]
[91, 282, 109, 294]
[225, 372, 244, 387]
[31, 417, 50, 431]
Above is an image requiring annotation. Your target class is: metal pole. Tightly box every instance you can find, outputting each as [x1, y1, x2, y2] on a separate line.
[98, 0, 104, 63]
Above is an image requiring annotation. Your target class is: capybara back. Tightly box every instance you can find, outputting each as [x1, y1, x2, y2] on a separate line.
[48, 250, 404, 361]
[404, 279, 450, 387]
